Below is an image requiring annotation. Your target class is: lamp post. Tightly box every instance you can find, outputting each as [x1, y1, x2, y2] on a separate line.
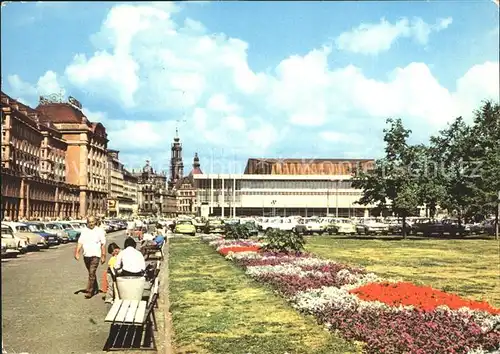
[336, 180, 339, 218]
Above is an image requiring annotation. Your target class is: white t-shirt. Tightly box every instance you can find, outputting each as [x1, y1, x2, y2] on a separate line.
[78, 227, 106, 257]
[114, 246, 146, 273]
[127, 221, 135, 230]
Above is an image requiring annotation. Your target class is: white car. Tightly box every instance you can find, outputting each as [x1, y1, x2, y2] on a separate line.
[2, 222, 47, 250]
[323, 218, 356, 235]
[355, 217, 389, 235]
[1, 225, 24, 256]
[295, 218, 325, 235]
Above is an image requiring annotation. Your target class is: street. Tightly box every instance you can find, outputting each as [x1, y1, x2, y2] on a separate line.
[1, 230, 130, 354]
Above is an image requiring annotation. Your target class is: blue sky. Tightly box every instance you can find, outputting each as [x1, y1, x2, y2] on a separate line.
[2, 1, 499, 174]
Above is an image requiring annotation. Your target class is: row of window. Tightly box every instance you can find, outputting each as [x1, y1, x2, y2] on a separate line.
[195, 180, 354, 190]
[198, 191, 362, 197]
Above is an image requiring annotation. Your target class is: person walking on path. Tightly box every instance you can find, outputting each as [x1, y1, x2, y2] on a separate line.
[74, 216, 107, 299]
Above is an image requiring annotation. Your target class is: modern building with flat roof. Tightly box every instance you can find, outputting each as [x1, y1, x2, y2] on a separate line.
[193, 158, 377, 218]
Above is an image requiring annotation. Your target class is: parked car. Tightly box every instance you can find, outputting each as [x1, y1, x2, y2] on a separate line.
[175, 219, 196, 236]
[43, 223, 70, 243]
[294, 217, 325, 235]
[57, 222, 81, 242]
[25, 223, 58, 247]
[355, 218, 389, 235]
[1, 224, 23, 256]
[204, 219, 225, 234]
[323, 218, 357, 235]
[2, 222, 47, 250]
[192, 218, 206, 233]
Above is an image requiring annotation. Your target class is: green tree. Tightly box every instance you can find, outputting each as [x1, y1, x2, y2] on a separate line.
[353, 118, 421, 238]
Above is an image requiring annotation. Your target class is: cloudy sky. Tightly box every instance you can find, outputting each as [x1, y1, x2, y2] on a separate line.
[1, 1, 498, 174]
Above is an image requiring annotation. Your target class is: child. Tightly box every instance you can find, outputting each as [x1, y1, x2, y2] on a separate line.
[104, 242, 121, 304]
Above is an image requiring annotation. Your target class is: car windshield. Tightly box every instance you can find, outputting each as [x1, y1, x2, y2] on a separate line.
[47, 224, 61, 230]
[61, 224, 73, 230]
[209, 220, 222, 225]
[16, 225, 30, 232]
[177, 220, 192, 225]
[28, 225, 43, 232]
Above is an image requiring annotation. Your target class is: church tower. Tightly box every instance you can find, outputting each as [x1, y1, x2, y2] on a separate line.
[169, 128, 184, 187]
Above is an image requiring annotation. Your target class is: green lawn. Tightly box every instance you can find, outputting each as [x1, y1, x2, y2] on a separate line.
[306, 235, 500, 307]
[168, 238, 360, 354]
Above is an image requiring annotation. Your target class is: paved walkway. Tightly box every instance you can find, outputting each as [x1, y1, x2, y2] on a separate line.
[1, 231, 131, 354]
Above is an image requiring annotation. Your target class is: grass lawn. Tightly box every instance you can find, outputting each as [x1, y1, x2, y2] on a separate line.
[169, 238, 360, 354]
[306, 235, 500, 308]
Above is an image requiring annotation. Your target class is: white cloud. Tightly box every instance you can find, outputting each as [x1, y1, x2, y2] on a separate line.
[6, 70, 65, 106]
[335, 17, 453, 55]
[7, 3, 498, 166]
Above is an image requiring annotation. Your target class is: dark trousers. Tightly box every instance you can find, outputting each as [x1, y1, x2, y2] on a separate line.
[84, 256, 100, 293]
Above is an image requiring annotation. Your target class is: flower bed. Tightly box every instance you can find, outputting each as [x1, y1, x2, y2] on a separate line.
[205, 239, 500, 354]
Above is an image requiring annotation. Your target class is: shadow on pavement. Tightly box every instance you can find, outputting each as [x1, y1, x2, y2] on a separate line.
[103, 324, 155, 351]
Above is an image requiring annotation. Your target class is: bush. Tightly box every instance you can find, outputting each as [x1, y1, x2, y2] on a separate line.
[224, 223, 251, 240]
[261, 229, 305, 253]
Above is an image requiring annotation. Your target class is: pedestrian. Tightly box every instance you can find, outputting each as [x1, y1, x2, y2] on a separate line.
[74, 216, 106, 299]
[114, 237, 146, 277]
[104, 242, 121, 304]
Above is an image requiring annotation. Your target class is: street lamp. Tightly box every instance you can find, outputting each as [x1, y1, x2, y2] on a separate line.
[271, 200, 277, 217]
[336, 180, 339, 218]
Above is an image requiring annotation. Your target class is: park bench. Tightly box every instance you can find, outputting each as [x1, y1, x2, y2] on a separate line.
[143, 240, 165, 261]
[103, 277, 160, 351]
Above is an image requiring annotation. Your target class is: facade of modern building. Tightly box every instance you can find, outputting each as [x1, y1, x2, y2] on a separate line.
[36, 95, 108, 217]
[193, 158, 377, 218]
[1, 92, 80, 220]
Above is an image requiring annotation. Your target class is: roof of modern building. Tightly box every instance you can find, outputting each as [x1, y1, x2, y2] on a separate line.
[244, 158, 375, 175]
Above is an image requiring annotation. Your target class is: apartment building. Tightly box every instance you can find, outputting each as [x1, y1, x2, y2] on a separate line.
[1, 92, 80, 220]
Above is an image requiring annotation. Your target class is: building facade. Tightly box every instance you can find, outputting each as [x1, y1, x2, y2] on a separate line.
[174, 153, 203, 216]
[1, 92, 80, 220]
[36, 96, 108, 217]
[193, 158, 377, 218]
[106, 149, 138, 218]
[133, 161, 171, 216]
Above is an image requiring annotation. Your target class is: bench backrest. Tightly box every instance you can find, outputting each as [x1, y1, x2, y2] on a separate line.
[148, 277, 159, 306]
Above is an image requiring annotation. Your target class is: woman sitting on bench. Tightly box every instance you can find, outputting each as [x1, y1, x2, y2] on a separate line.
[114, 237, 146, 277]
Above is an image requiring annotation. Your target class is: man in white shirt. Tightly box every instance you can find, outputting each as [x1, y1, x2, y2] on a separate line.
[74, 216, 107, 298]
[114, 237, 146, 276]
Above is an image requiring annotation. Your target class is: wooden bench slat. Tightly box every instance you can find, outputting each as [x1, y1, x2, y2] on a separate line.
[124, 300, 140, 324]
[114, 300, 131, 323]
[133, 301, 148, 324]
[105, 300, 123, 322]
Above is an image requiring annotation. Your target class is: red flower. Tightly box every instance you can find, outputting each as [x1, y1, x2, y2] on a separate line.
[349, 282, 500, 315]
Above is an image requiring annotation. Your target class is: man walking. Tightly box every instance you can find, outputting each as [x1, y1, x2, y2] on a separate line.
[74, 216, 106, 299]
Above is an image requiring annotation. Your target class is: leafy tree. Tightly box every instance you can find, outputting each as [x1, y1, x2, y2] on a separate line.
[353, 118, 421, 238]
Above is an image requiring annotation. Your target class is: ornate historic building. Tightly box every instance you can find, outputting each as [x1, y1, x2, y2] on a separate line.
[168, 129, 184, 190]
[37, 96, 108, 217]
[172, 153, 203, 216]
[133, 160, 173, 216]
[1, 92, 80, 220]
